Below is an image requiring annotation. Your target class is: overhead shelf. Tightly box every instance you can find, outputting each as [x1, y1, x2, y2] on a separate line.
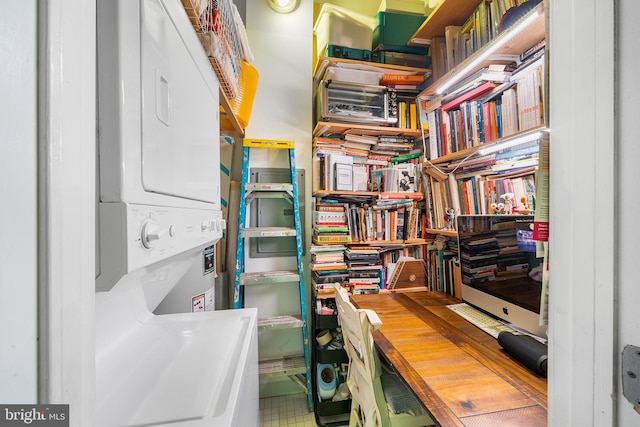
[408, 0, 483, 45]
[313, 56, 432, 83]
[182, 0, 248, 136]
[418, 2, 545, 98]
[313, 121, 425, 138]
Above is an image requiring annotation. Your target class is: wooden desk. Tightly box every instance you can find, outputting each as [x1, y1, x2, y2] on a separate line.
[351, 291, 547, 427]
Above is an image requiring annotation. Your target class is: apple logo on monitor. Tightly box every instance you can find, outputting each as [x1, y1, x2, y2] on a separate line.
[503, 307, 509, 315]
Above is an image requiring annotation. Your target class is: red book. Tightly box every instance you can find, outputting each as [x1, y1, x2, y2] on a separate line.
[441, 81, 498, 112]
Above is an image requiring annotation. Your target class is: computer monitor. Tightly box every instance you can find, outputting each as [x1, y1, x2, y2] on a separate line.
[456, 215, 547, 339]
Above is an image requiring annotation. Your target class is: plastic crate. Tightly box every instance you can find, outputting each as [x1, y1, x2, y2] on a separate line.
[314, 4, 377, 55]
[378, 0, 427, 15]
[379, 50, 431, 68]
[324, 44, 382, 63]
[372, 11, 428, 54]
[325, 66, 383, 85]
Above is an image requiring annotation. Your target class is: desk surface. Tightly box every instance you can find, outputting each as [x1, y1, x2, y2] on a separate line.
[351, 291, 547, 427]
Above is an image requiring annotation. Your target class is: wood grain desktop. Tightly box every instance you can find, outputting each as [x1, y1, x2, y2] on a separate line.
[351, 290, 547, 427]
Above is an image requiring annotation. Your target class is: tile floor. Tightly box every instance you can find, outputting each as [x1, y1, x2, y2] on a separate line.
[259, 393, 317, 426]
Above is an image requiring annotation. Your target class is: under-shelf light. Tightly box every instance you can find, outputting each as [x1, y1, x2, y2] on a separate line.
[477, 130, 542, 156]
[435, 8, 542, 95]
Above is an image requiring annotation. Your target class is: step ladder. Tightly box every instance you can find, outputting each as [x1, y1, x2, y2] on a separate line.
[232, 138, 313, 412]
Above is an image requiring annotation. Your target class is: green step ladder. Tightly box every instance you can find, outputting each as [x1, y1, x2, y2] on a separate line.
[232, 138, 312, 412]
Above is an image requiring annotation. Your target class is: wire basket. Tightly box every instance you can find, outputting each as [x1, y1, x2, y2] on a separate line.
[182, 0, 243, 99]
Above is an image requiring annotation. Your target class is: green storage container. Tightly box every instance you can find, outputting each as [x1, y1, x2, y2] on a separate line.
[372, 11, 429, 55]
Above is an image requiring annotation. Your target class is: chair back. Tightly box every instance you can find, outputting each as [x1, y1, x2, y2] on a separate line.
[334, 284, 390, 427]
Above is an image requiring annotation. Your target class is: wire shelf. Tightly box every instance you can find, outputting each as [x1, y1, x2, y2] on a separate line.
[182, 0, 244, 99]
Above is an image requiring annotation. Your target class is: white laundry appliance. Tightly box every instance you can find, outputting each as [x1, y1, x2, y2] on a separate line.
[95, 0, 258, 425]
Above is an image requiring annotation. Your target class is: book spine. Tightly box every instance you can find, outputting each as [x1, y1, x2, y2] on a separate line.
[313, 235, 352, 243]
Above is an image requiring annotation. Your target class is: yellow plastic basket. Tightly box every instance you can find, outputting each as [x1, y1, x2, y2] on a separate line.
[221, 59, 259, 131]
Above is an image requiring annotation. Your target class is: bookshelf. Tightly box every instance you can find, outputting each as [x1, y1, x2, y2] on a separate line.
[408, 0, 548, 301]
[416, 1, 546, 232]
[311, 51, 438, 425]
[418, 4, 545, 98]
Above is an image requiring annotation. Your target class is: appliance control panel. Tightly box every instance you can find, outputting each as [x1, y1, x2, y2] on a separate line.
[126, 204, 224, 273]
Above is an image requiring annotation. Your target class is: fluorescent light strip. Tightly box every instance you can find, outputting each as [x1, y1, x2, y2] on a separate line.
[435, 10, 541, 95]
[477, 130, 542, 156]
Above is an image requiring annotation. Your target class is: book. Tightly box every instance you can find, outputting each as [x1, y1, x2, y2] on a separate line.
[327, 153, 353, 191]
[312, 211, 346, 224]
[335, 163, 353, 191]
[441, 81, 498, 112]
[352, 164, 368, 192]
[313, 234, 352, 244]
[380, 74, 425, 86]
[344, 133, 378, 145]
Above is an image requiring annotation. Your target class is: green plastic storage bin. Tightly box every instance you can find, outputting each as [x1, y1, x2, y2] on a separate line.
[372, 11, 428, 54]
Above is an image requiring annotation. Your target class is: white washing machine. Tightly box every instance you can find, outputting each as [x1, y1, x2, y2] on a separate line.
[95, 0, 258, 425]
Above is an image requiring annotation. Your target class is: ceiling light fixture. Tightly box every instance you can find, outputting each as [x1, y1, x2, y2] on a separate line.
[266, 0, 300, 14]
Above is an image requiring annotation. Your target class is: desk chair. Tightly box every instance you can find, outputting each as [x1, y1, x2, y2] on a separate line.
[334, 285, 433, 427]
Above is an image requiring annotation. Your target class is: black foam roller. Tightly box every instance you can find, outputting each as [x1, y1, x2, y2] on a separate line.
[498, 331, 548, 377]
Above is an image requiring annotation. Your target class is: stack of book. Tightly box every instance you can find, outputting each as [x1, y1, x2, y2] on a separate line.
[371, 135, 416, 157]
[345, 246, 383, 294]
[312, 202, 352, 244]
[310, 245, 349, 296]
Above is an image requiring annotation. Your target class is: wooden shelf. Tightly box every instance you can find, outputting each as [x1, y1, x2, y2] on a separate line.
[313, 190, 423, 200]
[418, 2, 545, 98]
[312, 239, 429, 247]
[409, 0, 483, 45]
[314, 121, 424, 138]
[217, 73, 245, 137]
[313, 56, 432, 83]
[425, 228, 458, 238]
[423, 125, 546, 166]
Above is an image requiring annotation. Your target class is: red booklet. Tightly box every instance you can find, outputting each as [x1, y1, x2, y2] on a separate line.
[441, 81, 498, 112]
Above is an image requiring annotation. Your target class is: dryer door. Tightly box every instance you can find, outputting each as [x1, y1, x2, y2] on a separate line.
[140, 0, 220, 205]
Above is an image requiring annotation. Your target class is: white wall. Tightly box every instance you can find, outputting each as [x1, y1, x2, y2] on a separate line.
[0, 0, 38, 403]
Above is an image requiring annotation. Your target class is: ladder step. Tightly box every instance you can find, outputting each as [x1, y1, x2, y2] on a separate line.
[259, 356, 306, 378]
[245, 183, 293, 192]
[244, 138, 295, 149]
[240, 226, 297, 238]
[258, 315, 304, 330]
[241, 271, 300, 285]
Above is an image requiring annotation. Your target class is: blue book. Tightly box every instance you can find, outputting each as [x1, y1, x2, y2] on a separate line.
[477, 102, 485, 144]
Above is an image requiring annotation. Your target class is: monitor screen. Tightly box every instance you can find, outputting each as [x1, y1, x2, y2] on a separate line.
[456, 214, 547, 338]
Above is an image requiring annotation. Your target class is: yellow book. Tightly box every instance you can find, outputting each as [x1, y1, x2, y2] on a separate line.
[399, 102, 407, 128]
[409, 102, 418, 129]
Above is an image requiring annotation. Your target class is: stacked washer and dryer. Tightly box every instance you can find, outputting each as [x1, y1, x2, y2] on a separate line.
[95, 0, 258, 425]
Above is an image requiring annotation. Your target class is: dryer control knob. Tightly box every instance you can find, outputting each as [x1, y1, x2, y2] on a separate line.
[141, 220, 165, 249]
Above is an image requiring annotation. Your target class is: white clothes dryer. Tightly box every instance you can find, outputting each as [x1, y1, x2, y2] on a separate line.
[95, 0, 257, 425]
